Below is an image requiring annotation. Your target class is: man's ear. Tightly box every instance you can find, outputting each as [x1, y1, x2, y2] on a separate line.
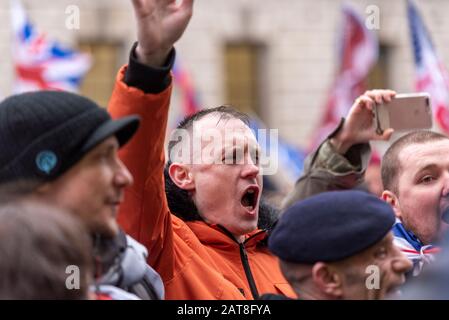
[168, 163, 195, 191]
[382, 190, 401, 219]
[311, 262, 344, 299]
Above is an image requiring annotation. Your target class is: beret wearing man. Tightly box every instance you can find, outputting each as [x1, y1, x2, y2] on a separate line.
[267, 190, 413, 300]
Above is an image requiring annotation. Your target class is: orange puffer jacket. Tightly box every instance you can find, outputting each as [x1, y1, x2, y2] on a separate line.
[108, 66, 296, 300]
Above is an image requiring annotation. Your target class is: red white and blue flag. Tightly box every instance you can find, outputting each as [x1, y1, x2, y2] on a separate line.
[172, 57, 201, 118]
[407, 0, 449, 133]
[10, 0, 91, 93]
[310, 4, 378, 150]
[392, 218, 439, 276]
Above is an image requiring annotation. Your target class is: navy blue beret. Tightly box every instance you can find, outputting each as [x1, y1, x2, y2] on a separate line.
[269, 190, 395, 263]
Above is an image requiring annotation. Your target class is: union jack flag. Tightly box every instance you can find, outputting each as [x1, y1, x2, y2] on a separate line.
[310, 4, 378, 150]
[408, 0, 449, 133]
[10, 0, 91, 93]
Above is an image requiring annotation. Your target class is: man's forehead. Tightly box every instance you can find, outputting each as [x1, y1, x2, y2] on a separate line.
[194, 114, 249, 130]
[90, 136, 119, 154]
[399, 139, 449, 172]
[193, 115, 257, 143]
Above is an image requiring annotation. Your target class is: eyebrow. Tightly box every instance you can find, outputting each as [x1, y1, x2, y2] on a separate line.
[221, 145, 243, 157]
[414, 164, 439, 176]
[221, 142, 261, 153]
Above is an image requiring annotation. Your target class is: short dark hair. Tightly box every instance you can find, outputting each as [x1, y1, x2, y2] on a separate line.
[381, 130, 448, 193]
[167, 105, 249, 163]
[0, 201, 92, 299]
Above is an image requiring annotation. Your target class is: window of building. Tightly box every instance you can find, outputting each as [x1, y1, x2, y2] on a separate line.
[224, 42, 265, 117]
[367, 43, 390, 89]
[78, 41, 122, 107]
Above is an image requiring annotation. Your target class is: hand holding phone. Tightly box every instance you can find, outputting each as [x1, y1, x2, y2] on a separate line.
[374, 93, 433, 134]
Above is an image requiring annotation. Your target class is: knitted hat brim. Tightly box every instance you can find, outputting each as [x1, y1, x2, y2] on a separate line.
[81, 115, 141, 154]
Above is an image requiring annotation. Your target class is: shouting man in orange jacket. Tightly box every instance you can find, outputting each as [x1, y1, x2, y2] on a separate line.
[109, 0, 295, 300]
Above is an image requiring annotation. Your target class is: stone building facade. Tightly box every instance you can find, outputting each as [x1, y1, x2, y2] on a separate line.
[1, 0, 448, 149]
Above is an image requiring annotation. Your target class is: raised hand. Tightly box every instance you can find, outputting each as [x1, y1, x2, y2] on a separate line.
[330, 89, 396, 154]
[131, 0, 194, 67]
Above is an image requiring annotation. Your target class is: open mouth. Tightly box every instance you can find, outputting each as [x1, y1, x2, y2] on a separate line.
[240, 186, 259, 212]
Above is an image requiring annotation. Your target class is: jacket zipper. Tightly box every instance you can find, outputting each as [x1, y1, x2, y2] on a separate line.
[217, 225, 265, 299]
[238, 242, 259, 299]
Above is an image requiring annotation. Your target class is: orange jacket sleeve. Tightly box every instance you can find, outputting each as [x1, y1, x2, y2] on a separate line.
[108, 65, 174, 281]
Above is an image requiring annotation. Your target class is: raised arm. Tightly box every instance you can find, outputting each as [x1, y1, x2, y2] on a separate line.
[283, 90, 396, 208]
[108, 0, 193, 280]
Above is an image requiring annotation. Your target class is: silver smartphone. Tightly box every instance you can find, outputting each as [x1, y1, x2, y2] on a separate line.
[374, 93, 433, 134]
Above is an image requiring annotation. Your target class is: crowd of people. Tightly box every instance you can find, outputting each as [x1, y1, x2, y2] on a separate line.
[1, 0, 449, 300]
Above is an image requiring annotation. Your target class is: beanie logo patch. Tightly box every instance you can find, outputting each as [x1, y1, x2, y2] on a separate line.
[36, 151, 58, 175]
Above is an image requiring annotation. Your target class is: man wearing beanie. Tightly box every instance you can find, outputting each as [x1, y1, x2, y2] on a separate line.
[0, 90, 163, 300]
[265, 190, 412, 300]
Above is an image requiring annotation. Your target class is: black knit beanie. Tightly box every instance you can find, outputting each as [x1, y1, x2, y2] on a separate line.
[0, 91, 140, 184]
